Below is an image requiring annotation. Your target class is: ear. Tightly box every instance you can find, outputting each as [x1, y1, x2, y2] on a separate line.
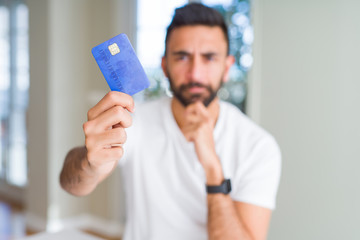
[223, 55, 235, 83]
[161, 56, 169, 78]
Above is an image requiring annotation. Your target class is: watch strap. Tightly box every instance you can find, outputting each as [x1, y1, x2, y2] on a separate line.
[206, 179, 232, 194]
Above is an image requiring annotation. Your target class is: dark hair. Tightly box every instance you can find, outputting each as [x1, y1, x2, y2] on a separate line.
[164, 3, 229, 55]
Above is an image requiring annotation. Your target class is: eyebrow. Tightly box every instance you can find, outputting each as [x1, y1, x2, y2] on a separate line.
[171, 51, 190, 56]
[171, 51, 219, 57]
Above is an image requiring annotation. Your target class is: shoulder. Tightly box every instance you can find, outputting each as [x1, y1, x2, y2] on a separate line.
[219, 101, 265, 136]
[219, 101, 280, 155]
[218, 103, 281, 209]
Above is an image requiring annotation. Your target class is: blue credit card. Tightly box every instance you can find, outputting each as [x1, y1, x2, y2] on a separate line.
[91, 34, 150, 95]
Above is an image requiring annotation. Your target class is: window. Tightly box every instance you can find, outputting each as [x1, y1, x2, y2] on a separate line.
[136, 0, 252, 112]
[136, 0, 187, 100]
[0, 0, 29, 188]
[203, 0, 253, 111]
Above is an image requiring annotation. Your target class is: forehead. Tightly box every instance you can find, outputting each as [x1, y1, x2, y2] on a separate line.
[166, 25, 227, 54]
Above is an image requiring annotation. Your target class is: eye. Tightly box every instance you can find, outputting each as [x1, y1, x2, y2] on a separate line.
[204, 54, 216, 62]
[176, 54, 188, 61]
[206, 55, 214, 61]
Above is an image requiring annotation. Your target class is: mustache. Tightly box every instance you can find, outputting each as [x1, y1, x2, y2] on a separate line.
[179, 82, 212, 91]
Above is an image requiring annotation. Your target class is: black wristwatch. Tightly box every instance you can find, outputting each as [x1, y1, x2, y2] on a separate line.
[206, 179, 232, 194]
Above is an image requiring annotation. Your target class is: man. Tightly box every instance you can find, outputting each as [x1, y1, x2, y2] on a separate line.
[60, 3, 281, 240]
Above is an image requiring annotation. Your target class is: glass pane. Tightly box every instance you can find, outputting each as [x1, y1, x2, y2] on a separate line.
[137, 27, 165, 68]
[201, 0, 252, 111]
[202, 0, 233, 7]
[15, 3, 29, 106]
[7, 2, 29, 187]
[137, 0, 187, 66]
[137, 0, 187, 29]
[8, 110, 27, 186]
[0, 6, 10, 92]
[0, 5, 10, 179]
[136, 0, 188, 101]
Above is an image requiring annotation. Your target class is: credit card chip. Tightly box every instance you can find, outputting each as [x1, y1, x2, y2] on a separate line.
[108, 43, 120, 55]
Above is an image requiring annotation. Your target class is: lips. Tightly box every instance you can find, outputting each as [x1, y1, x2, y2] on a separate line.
[188, 86, 206, 93]
[181, 82, 209, 93]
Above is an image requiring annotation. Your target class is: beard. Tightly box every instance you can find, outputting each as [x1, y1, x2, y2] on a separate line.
[167, 71, 224, 107]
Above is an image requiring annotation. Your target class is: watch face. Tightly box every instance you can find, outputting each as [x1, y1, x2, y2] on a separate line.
[224, 179, 232, 194]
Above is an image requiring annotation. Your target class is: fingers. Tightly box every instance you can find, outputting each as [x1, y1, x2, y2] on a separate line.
[186, 102, 209, 116]
[185, 102, 210, 124]
[85, 127, 126, 171]
[85, 127, 127, 151]
[87, 146, 124, 168]
[88, 91, 135, 121]
[182, 102, 215, 143]
[87, 105, 133, 133]
[193, 102, 209, 118]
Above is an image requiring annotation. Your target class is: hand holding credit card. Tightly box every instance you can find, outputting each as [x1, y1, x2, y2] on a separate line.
[91, 33, 150, 95]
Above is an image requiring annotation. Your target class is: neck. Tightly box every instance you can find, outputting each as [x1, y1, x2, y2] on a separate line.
[171, 97, 220, 129]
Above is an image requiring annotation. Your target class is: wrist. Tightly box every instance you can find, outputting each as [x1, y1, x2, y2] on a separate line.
[204, 162, 224, 185]
[82, 155, 99, 177]
[206, 179, 232, 195]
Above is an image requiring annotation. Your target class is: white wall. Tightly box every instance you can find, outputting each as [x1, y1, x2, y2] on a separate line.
[250, 0, 360, 239]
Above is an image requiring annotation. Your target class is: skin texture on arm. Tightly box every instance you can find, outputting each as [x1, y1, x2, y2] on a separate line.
[207, 194, 272, 240]
[60, 92, 134, 196]
[234, 202, 272, 240]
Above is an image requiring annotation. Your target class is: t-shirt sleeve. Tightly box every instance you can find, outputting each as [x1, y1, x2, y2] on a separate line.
[231, 135, 282, 210]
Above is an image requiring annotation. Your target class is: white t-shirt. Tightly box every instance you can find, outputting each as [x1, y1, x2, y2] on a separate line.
[120, 97, 281, 240]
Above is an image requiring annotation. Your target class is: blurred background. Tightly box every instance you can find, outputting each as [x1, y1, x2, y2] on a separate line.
[0, 0, 359, 239]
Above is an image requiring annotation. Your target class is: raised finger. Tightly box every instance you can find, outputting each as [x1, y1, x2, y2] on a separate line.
[88, 91, 134, 120]
[192, 102, 209, 118]
[85, 106, 132, 134]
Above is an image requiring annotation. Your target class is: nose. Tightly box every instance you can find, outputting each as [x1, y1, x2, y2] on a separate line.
[188, 55, 204, 83]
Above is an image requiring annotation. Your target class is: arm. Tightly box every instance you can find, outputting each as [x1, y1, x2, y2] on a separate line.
[60, 91, 134, 196]
[182, 102, 271, 240]
[60, 146, 101, 196]
[207, 182, 272, 240]
[204, 155, 271, 240]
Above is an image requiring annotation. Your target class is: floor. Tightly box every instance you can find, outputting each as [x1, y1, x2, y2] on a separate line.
[0, 198, 121, 240]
